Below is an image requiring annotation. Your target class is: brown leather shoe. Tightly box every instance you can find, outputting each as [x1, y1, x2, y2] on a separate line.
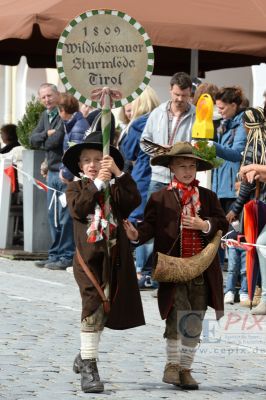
[179, 369, 198, 390]
[240, 287, 262, 307]
[162, 363, 180, 385]
[252, 286, 262, 306]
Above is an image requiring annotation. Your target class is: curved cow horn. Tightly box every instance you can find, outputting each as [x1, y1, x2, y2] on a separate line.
[152, 230, 223, 283]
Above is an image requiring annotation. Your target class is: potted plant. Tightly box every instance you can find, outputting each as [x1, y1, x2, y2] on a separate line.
[16, 96, 45, 149]
[17, 96, 51, 253]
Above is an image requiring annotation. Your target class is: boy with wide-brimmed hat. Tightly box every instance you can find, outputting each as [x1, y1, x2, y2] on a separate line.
[123, 141, 228, 390]
[62, 131, 145, 393]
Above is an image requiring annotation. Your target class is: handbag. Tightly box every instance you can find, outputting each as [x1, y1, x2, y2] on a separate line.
[152, 230, 222, 283]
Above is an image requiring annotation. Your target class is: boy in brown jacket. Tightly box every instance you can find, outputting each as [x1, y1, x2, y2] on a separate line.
[123, 141, 228, 390]
[62, 131, 145, 393]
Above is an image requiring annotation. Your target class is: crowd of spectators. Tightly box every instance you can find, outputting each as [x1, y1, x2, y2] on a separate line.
[1, 73, 266, 316]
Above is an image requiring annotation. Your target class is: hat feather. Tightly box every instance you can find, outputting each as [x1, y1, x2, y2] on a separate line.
[141, 138, 172, 156]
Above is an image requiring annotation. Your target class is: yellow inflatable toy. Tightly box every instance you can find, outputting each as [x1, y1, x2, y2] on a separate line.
[192, 93, 214, 139]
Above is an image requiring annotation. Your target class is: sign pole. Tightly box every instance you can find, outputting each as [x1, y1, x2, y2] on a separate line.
[56, 7, 154, 300]
[101, 90, 111, 248]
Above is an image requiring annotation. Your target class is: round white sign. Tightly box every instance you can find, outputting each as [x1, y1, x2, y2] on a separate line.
[56, 9, 154, 108]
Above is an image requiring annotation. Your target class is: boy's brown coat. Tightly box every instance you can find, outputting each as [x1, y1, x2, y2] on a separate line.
[137, 186, 229, 320]
[66, 173, 145, 330]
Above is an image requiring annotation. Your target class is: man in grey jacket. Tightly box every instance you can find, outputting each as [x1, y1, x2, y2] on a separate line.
[30, 83, 75, 270]
[141, 72, 195, 193]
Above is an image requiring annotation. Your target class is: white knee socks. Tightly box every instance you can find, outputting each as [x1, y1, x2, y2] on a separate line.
[166, 338, 181, 364]
[180, 345, 197, 369]
[80, 331, 101, 360]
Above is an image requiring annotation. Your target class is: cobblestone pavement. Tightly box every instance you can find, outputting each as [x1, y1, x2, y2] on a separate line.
[1, 257, 266, 400]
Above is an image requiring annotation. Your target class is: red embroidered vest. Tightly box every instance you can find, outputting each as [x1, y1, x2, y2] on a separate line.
[181, 228, 204, 257]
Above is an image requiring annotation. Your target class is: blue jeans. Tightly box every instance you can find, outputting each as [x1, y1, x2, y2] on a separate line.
[256, 225, 266, 302]
[47, 171, 75, 262]
[135, 242, 153, 273]
[148, 180, 168, 198]
[218, 198, 236, 269]
[136, 180, 169, 279]
[225, 247, 247, 295]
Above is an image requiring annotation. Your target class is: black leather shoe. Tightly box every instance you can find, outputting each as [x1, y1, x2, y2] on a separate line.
[73, 353, 83, 374]
[80, 358, 104, 393]
[46, 260, 70, 270]
[35, 259, 55, 268]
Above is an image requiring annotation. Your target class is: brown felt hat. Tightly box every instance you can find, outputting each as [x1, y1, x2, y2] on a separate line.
[151, 141, 214, 171]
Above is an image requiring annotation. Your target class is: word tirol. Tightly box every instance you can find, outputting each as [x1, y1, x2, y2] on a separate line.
[88, 71, 123, 86]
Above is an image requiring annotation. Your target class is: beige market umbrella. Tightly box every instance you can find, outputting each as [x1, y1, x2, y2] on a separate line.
[0, 0, 265, 74]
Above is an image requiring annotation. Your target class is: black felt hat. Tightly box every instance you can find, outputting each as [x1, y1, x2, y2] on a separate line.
[62, 131, 124, 178]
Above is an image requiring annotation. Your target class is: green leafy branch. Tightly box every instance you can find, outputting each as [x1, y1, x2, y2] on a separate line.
[192, 140, 224, 168]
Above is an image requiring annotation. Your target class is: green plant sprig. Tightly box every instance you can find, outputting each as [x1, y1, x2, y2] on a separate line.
[16, 96, 45, 149]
